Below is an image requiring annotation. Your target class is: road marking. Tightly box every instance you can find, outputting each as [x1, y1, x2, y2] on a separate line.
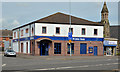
[106, 64, 110, 65]
[35, 69, 49, 70]
[2, 64, 6, 67]
[34, 62, 118, 70]
[112, 63, 118, 65]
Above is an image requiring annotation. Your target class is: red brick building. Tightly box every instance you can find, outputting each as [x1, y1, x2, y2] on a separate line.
[0, 29, 12, 51]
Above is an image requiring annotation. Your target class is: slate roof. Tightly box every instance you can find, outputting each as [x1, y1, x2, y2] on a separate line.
[110, 25, 120, 40]
[13, 12, 104, 30]
[0, 30, 13, 37]
[101, 2, 109, 13]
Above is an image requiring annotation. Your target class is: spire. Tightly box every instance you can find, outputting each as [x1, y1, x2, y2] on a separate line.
[101, 2, 109, 13]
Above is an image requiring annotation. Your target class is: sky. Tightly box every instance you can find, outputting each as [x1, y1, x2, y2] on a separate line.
[1, 2, 118, 30]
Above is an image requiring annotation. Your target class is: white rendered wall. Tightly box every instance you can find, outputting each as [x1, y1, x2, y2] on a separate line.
[35, 23, 103, 38]
[13, 42, 19, 52]
[20, 41, 30, 53]
[19, 25, 30, 38]
[13, 29, 19, 39]
[31, 24, 35, 36]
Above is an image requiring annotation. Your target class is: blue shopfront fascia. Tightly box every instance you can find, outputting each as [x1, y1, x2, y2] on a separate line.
[104, 45, 117, 47]
[13, 36, 104, 42]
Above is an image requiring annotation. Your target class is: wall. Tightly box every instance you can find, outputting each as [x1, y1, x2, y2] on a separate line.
[35, 23, 103, 38]
[13, 29, 19, 39]
[35, 40, 103, 56]
[20, 25, 30, 38]
[20, 41, 30, 53]
[13, 42, 19, 52]
[13, 23, 35, 39]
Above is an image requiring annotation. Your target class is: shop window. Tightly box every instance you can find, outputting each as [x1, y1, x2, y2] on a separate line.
[82, 28, 85, 35]
[67, 43, 74, 54]
[80, 43, 87, 54]
[14, 32, 16, 38]
[42, 27, 46, 34]
[21, 30, 23, 36]
[26, 28, 28, 33]
[54, 43, 61, 54]
[94, 29, 98, 35]
[88, 47, 93, 53]
[56, 27, 60, 34]
[69, 28, 73, 34]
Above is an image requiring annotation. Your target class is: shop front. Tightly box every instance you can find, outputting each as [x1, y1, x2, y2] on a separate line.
[104, 40, 117, 56]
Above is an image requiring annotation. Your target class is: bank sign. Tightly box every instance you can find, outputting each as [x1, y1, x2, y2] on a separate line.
[104, 40, 117, 46]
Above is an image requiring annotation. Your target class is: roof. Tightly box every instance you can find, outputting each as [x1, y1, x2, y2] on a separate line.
[0, 30, 13, 37]
[110, 25, 120, 40]
[101, 2, 109, 13]
[13, 12, 104, 30]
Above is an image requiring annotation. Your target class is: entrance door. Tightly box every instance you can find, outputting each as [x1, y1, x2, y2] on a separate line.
[106, 47, 113, 56]
[40, 43, 49, 56]
[94, 46, 97, 56]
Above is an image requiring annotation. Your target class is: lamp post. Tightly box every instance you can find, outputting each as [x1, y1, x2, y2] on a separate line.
[69, 0, 72, 56]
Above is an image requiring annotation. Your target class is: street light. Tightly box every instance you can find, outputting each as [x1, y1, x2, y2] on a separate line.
[69, 0, 72, 56]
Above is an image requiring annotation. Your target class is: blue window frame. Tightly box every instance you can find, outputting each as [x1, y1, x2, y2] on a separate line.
[67, 43, 74, 54]
[54, 43, 61, 54]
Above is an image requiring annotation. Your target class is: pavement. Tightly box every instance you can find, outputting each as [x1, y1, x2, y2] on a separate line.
[1, 54, 120, 72]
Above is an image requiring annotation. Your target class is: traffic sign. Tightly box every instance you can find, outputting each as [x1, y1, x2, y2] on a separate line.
[68, 32, 72, 40]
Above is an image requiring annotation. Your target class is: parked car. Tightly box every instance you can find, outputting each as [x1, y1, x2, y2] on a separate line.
[4, 49, 16, 57]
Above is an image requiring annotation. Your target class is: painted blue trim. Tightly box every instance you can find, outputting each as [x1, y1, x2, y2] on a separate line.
[13, 39, 18, 42]
[13, 36, 104, 42]
[104, 45, 117, 46]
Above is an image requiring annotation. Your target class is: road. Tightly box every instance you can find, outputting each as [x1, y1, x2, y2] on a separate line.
[1, 54, 120, 71]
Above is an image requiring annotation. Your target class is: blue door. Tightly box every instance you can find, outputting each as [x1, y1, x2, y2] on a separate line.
[94, 46, 97, 56]
[80, 43, 87, 54]
[40, 43, 48, 56]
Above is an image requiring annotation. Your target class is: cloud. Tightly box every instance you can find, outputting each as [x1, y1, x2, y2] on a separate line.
[0, 18, 5, 24]
[1, 19, 20, 30]
[12, 20, 20, 25]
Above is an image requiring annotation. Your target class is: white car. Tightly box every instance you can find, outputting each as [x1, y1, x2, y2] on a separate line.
[4, 49, 16, 57]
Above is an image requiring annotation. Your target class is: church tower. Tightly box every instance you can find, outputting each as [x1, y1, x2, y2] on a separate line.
[101, 2, 110, 38]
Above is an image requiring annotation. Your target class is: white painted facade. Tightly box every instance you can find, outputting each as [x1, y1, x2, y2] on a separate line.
[13, 23, 103, 39]
[35, 23, 103, 38]
[13, 23, 35, 39]
[20, 41, 30, 53]
[13, 29, 19, 39]
[13, 42, 19, 52]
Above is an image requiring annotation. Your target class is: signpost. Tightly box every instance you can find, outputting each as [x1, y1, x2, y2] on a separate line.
[68, 32, 72, 56]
